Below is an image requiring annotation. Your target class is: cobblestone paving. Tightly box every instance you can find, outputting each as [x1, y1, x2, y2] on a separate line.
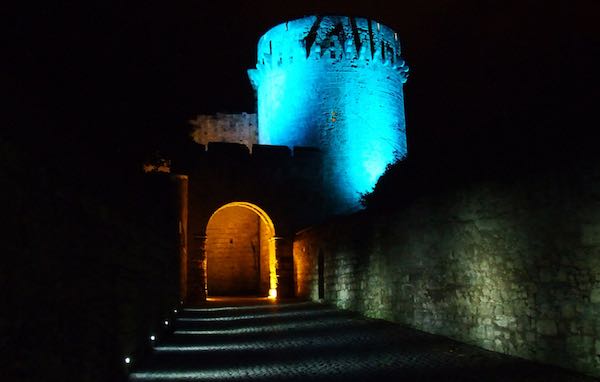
[129, 298, 599, 382]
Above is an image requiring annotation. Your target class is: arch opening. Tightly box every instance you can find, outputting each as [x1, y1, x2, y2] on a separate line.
[205, 202, 277, 298]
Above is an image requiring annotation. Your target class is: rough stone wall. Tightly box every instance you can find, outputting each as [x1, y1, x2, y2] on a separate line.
[206, 206, 264, 295]
[294, 163, 600, 377]
[293, 230, 317, 299]
[189, 113, 257, 151]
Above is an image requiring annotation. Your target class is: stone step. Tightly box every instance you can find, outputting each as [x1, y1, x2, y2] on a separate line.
[172, 309, 353, 331]
[129, 300, 599, 382]
[178, 301, 321, 318]
[158, 320, 376, 346]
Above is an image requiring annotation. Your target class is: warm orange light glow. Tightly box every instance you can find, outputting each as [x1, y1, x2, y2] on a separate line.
[292, 240, 305, 297]
[268, 237, 278, 297]
[142, 160, 171, 173]
[206, 296, 271, 302]
[206, 202, 278, 297]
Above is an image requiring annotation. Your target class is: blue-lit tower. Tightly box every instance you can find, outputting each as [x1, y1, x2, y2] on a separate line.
[248, 16, 409, 213]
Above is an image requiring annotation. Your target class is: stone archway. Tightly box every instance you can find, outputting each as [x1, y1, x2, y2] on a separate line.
[204, 202, 278, 298]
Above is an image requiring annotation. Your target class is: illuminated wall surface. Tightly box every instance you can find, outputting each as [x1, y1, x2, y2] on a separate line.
[293, 165, 600, 377]
[205, 206, 271, 296]
[248, 16, 409, 213]
[189, 113, 257, 152]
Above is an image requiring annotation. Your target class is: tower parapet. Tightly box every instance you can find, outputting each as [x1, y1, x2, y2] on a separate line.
[251, 16, 409, 74]
[248, 16, 409, 214]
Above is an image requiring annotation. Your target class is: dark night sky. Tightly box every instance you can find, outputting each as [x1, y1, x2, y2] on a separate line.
[7, 1, 599, 190]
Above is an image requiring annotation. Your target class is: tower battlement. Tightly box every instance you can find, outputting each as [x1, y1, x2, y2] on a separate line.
[168, 141, 323, 173]
[251, 16, 408, 80]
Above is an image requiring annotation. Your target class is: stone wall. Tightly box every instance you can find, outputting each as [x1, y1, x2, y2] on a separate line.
[294, 162, 600, 377]
[206, 206, 269, 295]
[189, 113, 257, 151]
[179, 142, 325, 239]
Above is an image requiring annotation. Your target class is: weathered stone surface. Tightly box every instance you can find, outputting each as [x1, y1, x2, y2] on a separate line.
[495, 315, 515, 328]
[537, 320, 558, 336]
[206, 205, 271, 296]
[293, 162, 600, 378]
[582, 224, 600, 246]
[189, 113, 257, 151]
[562, 303, 577, 319]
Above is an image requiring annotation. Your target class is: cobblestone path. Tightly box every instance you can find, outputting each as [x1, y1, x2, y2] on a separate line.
[129, 298, 598, 381]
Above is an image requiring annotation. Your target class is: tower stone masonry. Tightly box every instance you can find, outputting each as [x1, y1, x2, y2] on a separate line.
[248, 15, 409, 213]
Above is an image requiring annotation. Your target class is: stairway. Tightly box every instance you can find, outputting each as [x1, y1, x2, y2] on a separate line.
[128, 298, 597, 381]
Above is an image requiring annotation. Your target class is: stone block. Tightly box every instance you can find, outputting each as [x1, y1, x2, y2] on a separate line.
[537, 320, 558, 336]
[495, 315, 515, 328]
[582, 224, 600, 246]
[561, 304, 577, 319]
[526, 332, 536, 342]
[567, 335, 593, 354]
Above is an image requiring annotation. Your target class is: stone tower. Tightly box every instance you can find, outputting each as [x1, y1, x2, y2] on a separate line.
[248, 15, 409, 214]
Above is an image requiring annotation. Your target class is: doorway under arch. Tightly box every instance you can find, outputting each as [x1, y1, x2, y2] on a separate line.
[205, 202, 277, 298]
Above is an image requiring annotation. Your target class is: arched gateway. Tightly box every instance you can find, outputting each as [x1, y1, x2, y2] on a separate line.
[204, 202, 278, 298]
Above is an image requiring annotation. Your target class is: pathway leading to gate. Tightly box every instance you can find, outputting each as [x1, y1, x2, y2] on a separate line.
[129, 298, 597, 381]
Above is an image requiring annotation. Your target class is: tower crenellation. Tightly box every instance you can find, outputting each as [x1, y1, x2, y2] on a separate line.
[260, 17, 400, 60]
[253, 16, 409, 83]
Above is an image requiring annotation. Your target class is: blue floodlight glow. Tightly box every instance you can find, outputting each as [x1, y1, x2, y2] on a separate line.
[249, 16, 408, 213]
